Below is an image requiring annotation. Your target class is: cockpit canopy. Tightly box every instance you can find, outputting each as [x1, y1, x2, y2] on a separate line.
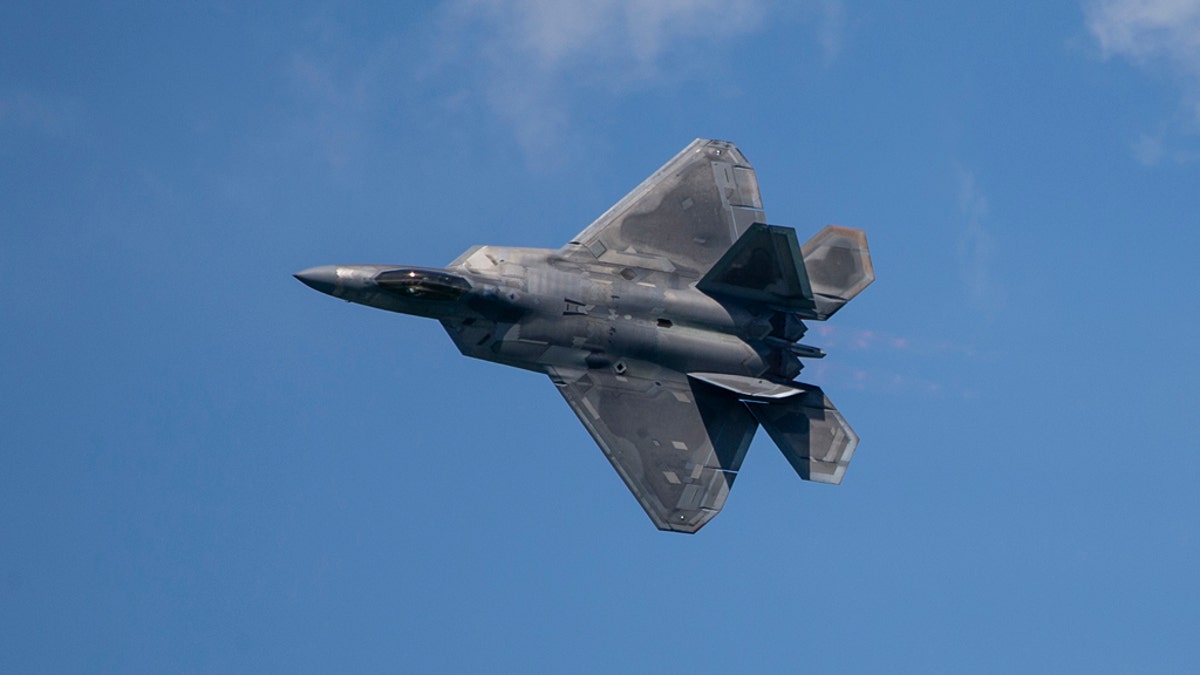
[375, 268, 471, 302]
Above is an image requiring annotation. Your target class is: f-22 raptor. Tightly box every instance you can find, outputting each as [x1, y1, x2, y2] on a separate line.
[295, 139, 873, 533]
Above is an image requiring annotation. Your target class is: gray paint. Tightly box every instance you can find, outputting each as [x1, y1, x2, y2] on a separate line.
[295, 139, 874, 533]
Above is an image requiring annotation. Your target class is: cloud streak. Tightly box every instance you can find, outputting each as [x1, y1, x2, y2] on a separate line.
[956, 170, 1003, 312]
[804, 325, 984, 400]
[453, 0, 767, 73]
[814, 325, 910, 352]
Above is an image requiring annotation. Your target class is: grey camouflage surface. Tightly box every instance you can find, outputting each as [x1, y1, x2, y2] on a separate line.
[295, 139, 874, 533]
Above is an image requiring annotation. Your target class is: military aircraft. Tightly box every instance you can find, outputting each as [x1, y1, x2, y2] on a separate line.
[295, 139, 873, 533]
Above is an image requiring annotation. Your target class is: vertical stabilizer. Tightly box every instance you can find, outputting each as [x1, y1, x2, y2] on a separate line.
[696, 223, 817, 314]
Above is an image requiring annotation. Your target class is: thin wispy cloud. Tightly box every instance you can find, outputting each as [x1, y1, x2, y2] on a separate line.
[430, 0, 765, 155]
[956, 170, 1003, 312]
[805, 325, 983, 400]
[802, 358, 973, 399]
[1084, 0, 1200, 162]
[460, 0, 766, 73]
[814, 325, 911, 352]
[812, 325, 980, 362]
[427, 0, 841, 156]
[260, 3, 845, 166]
[1086, 0, 1200, 67]
[815, 0, 845, 65]
[285, 50, 370, 170]
[276, 12, 400, 172]
[0, 88, 83, 140]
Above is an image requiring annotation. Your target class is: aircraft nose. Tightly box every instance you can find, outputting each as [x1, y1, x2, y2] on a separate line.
[293, 265, 340, 296]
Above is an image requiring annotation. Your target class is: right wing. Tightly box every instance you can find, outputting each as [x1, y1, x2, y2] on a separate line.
[560, 139, 765, 279]
[548, 362, 758, 533]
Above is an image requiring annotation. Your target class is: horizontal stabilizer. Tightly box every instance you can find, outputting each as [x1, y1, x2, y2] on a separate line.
[688, 372, 804, 399]
[745, 384, 858, 484]
[800, 226, 874, 320]
[696, 223, 818, 314]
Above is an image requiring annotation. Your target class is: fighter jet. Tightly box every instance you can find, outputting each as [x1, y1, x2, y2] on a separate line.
[295, 139, 873, 533]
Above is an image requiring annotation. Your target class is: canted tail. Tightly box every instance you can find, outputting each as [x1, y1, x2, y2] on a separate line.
[696, 223, 873, 320]
[745, 384, 859, 485]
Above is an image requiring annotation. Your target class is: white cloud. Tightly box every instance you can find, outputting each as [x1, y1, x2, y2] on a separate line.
[449, 0, 767, 76]
[428, 1, 841, 156]
[1085, 0, 1200, 161]
[1086, 0, 1200, 68]
[262, 3, 845, 167]
[432, 0, 767, 155]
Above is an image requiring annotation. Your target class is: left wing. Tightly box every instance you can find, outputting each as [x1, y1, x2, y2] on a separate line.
[560, 139, 765, 279]
[548, 362, 758, 533]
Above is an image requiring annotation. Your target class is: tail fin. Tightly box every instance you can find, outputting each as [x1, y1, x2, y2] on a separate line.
[745, 384, 859, 484]
[696, 223, 873, 320]
[800, 226, 874, 320]
[695, 223, 818, 314]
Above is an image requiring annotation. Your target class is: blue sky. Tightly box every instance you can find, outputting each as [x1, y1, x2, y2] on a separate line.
[3, 2, 1198, 672]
